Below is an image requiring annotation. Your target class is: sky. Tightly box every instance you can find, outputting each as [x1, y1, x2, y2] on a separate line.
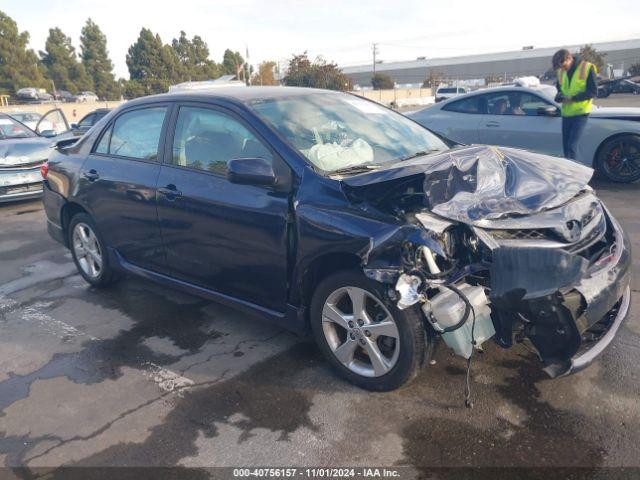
[2, 0, 639, 79]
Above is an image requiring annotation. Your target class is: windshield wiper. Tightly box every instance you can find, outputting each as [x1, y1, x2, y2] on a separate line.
[397, 149, 442, 162]
[330, 164, 381, 175]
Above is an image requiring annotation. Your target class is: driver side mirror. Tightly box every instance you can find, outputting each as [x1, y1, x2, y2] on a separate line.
[537, 105, 559, 117]
[70, 123, 78, 129]
[227, 157, 278, 186]
[39, 130, 57, 138]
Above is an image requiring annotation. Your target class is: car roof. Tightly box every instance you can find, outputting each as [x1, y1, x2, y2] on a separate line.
[123, 86, 347, 109]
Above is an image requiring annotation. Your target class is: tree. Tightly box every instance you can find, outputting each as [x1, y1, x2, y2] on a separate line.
[283, 52, 352, 91]
[171, 31, 220, 81]
[578, 44, 606, 72]
[80, 19, 121, 99]
[126, 28, 182, 95]
[251, 61, 277, 85]
[628, 63, 640, 76]
[371, 73, 394, 90]
[39, 27, 92, 94]
[0, 10, 47, 95]
[422, 70, 443, 89]
[222, 49, 246, 81]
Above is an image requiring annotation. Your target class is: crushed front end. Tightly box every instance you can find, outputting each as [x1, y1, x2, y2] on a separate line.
[344, 145, 631, 377]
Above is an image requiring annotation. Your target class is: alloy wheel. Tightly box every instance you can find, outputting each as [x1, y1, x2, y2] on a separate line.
[322, 286, 400, 378]
[602, 138, 640, 180]
[72, 222, 103, 279]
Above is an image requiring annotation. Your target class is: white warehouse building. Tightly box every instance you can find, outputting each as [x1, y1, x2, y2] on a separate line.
[342, 38, 640, 87]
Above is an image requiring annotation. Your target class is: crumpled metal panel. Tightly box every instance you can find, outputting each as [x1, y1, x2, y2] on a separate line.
[422, 145, 594, 224]
[342, 145, 593, 225]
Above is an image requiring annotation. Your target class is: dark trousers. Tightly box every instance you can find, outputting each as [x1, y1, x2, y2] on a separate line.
[562, 114, 589, 160]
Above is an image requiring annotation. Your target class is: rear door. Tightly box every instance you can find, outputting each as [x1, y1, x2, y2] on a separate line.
[478, 91, 563, 156]
[78, 103, 171, 273]
[421, 96, 485, 144]
[156, 102, 291, 313]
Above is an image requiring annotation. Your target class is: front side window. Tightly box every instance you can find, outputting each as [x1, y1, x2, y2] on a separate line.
[486, 91, 553, 116]
[171, 106, 273, 175]
[105, 107, 167, 160]
[78, 114, 95, 127]
[249, 93, 448, 172]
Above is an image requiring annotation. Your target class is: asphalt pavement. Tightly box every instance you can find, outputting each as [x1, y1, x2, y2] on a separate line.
[0, 179, 638, 478]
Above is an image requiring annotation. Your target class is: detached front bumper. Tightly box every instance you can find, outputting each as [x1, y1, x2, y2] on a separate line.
[556, 209, 632, 376]
[484, 200, 632, 378]
[0, 165, 44, 203]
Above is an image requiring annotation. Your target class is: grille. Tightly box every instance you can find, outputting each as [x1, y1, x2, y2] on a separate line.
[0, 182, 43, 195]
[489, 229, 552, 240]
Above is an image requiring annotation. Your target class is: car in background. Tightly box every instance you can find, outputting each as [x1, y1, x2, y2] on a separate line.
[42, 87, 630, 391]
[608, 79, 640, 95]
[54, 90, 77, 103]
[70, 108, 111, 136]
[75, 91, 99, 103]
[7, 111, 46, 131]
[0, 109, 72, 202]
[15, 88, 53, 104]
[410, 85, 640, 182]
[435, 86, 467, 103]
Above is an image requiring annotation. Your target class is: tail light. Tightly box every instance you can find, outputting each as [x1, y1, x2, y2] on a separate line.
[40, 162, 49, 179]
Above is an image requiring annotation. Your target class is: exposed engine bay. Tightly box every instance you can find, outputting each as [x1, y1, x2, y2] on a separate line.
[341, 145, 631, 380]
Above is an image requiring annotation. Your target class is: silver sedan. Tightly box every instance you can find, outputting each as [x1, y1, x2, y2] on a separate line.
[409, 86, 640, 182]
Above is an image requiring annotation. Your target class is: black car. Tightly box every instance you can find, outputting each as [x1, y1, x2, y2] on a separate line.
[70, 108, 111, 136]
[42, 87, 631, 392]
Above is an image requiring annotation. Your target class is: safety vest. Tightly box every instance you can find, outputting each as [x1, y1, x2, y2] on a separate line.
[557, 60, 597, 117]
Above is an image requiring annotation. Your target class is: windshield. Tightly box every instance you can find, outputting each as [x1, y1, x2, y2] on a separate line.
[0, 115, 37, 139]
[249, 93, 448, 172]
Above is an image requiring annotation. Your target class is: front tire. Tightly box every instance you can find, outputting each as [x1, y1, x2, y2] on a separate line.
[310, 271, 432, 391]
[69, 213, 118, 288]
[595, 134, 640, 183]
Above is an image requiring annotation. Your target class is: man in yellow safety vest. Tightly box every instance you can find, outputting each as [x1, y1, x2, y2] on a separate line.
[552, 49, 598, 160]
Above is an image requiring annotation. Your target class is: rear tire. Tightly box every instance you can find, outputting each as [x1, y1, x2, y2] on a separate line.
[595, 134, 640, 183]
[310, 270, 432, 391]
[68, 213, 118, 288]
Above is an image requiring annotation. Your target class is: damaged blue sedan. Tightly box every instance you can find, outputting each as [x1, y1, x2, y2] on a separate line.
[42, 87, 631, 392]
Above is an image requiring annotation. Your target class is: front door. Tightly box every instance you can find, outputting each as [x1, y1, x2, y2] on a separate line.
[477, 91, 563, 156]
[78, 104, 170, 273]
[156, 104, 291, 313]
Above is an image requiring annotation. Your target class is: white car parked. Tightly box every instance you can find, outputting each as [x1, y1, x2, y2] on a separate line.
[75, 91, 99, 102]
[410, 86, 640, 182]
[435, 86, 467, 103]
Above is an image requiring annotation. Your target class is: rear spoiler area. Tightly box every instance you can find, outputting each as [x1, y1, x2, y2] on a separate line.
[54, 137, 79, 150]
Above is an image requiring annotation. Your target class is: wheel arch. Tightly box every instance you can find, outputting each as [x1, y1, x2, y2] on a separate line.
[60, 201, 90, 245]
[296, 252, 363, 321]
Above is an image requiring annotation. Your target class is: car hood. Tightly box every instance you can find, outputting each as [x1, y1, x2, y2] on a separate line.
[0, 137, 53, 167]
[341, 145, 594, 225]
[590, 106, 640, 119]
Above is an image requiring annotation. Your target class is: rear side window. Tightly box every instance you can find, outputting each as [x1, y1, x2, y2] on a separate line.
[443, 96, 484, 114]
[171, 106, 273, 175]
[96, 107, 167, 161]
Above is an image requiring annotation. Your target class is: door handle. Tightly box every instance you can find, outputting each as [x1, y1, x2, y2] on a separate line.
[485, 121, 501, 127]
[83, 169, 100, 181]
[158, 184, 183, 200]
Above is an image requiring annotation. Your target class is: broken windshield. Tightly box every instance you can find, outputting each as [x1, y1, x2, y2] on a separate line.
[249, 92, 448, 173]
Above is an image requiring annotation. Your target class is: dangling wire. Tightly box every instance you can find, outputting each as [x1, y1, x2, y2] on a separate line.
[464, 304, 477, 409]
